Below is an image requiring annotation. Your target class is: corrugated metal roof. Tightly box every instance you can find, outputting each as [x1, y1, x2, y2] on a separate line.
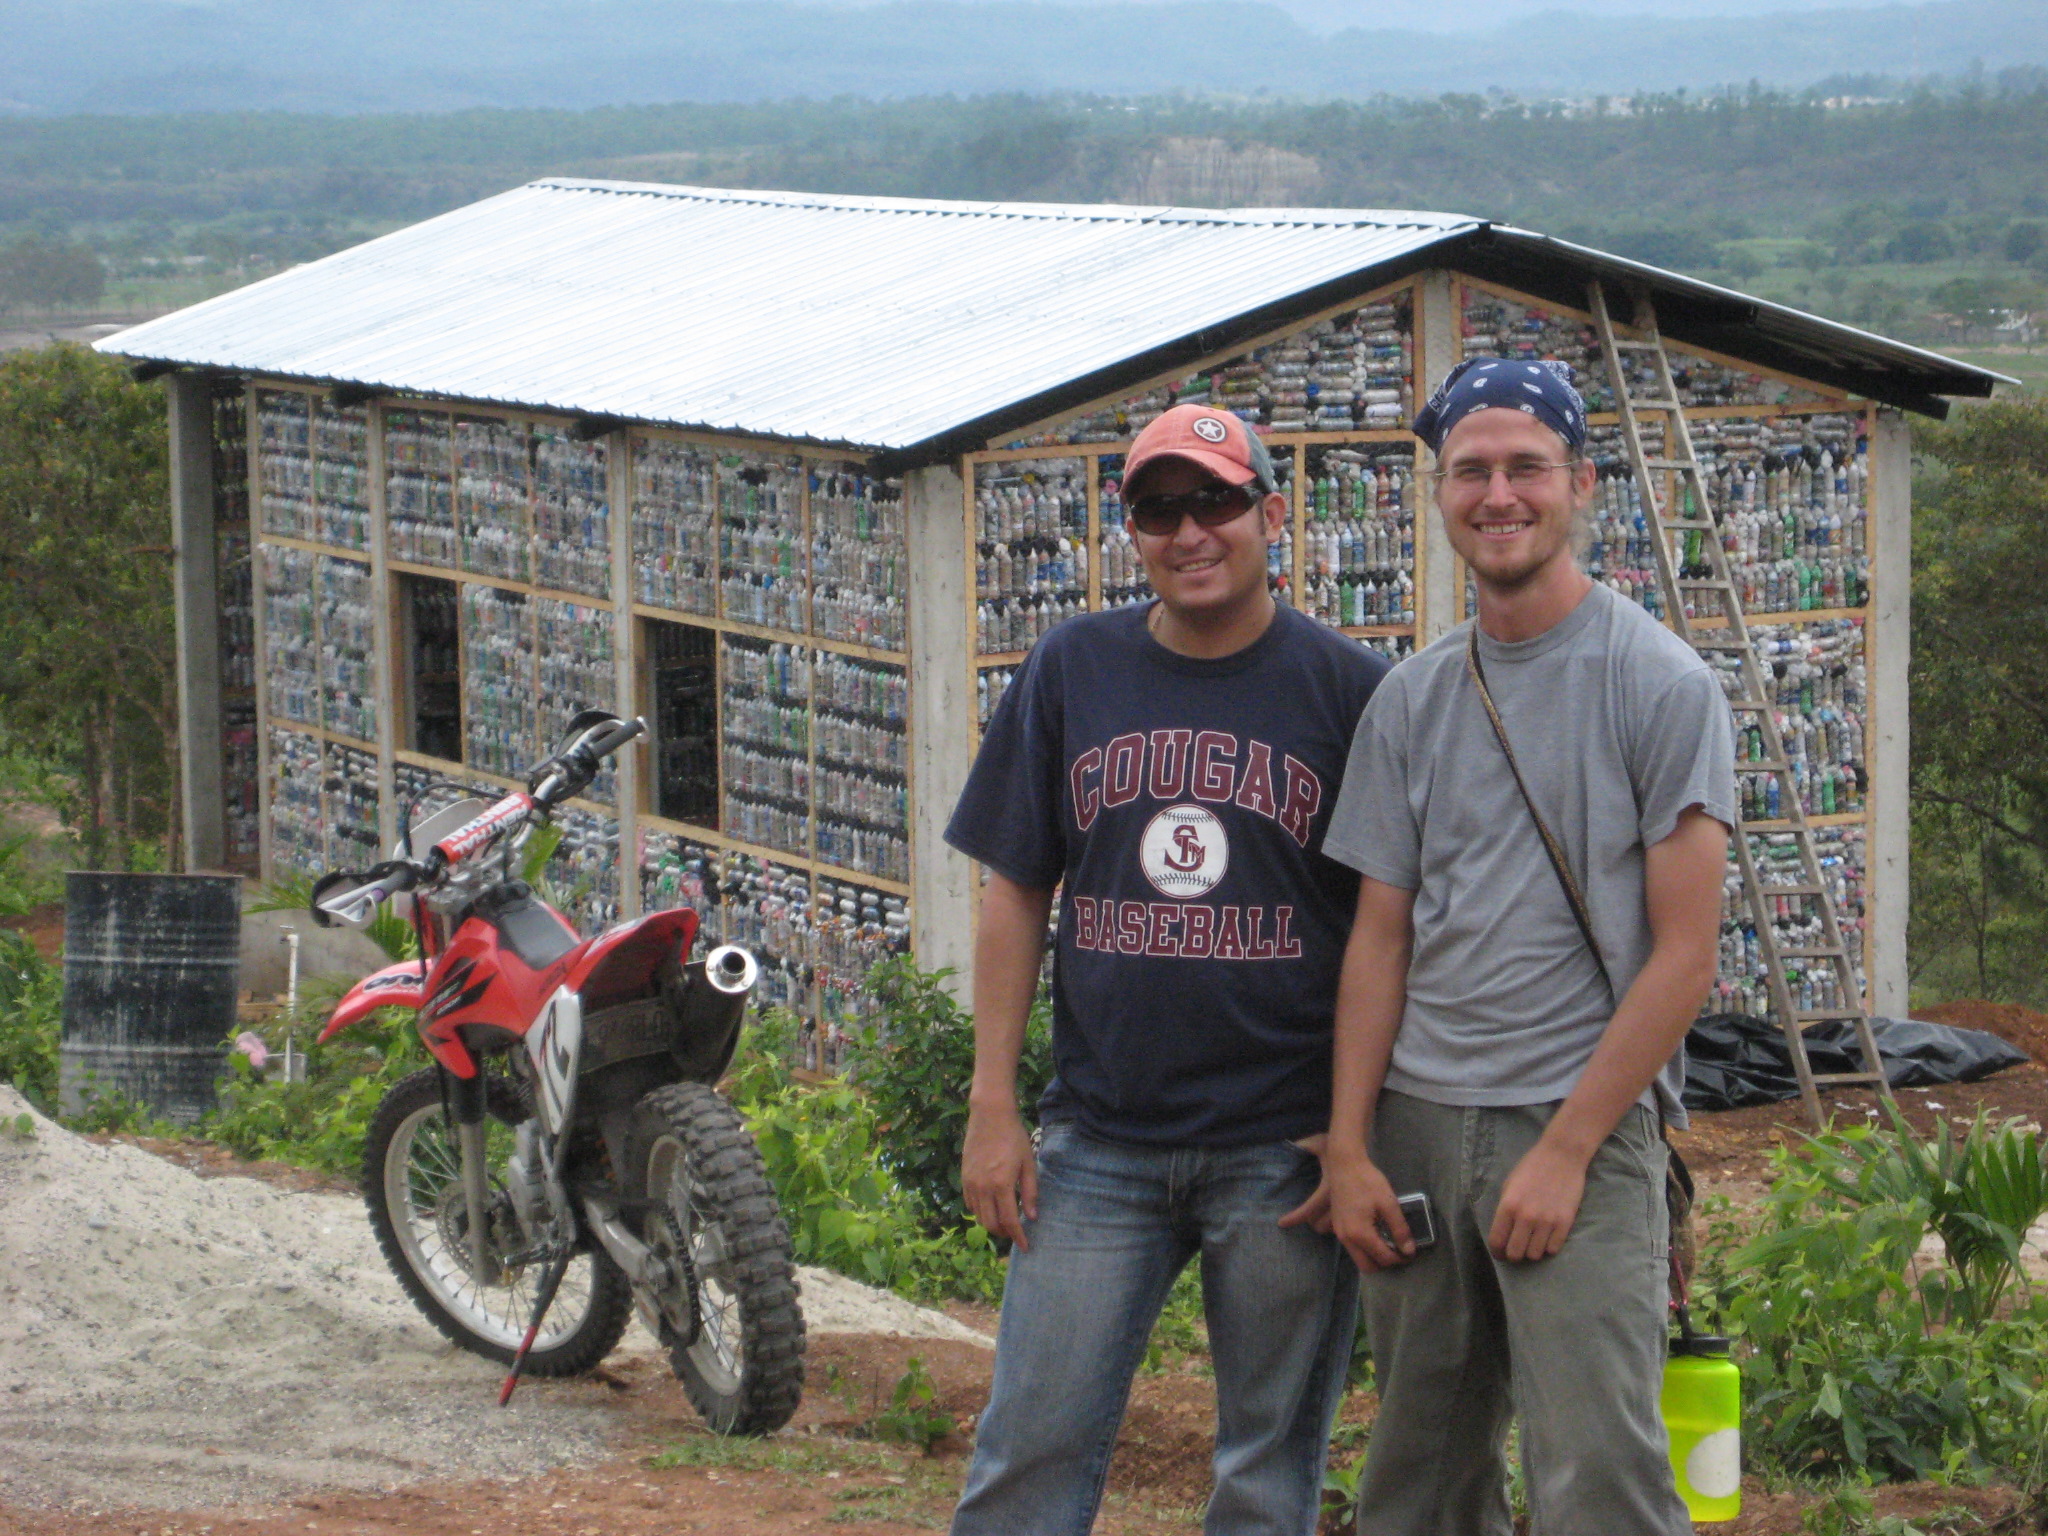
[100, 179, 2009, 452]
[100, 180, 1472, 452]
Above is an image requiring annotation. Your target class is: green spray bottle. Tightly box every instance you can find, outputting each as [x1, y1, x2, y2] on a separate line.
[1661, 1297, 1741, 1522]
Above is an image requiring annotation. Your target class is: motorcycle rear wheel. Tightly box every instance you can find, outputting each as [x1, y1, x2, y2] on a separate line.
[626, 1081, 806, 1434]
[363, 1066, 632, 1375]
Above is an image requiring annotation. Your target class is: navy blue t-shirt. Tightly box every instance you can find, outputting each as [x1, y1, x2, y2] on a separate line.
[946, 603, 1388, 1147]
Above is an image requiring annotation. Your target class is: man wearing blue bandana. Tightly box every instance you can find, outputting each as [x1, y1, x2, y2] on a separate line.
[1283, 357, 1735, 1534]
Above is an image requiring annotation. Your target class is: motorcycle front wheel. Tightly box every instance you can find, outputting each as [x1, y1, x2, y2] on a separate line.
[363, 1066, 632, 1375]
[624, 1080, 806, 1434]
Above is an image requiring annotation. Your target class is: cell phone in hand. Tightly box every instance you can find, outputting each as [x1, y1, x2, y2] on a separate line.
[1385, 1190, 1436, 1251]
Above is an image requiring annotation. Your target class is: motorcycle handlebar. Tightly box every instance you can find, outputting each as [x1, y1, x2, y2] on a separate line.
[310, 859, 430, 929]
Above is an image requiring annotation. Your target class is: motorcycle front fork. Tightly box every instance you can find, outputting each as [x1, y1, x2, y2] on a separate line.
[448, 1071, 503, 1287]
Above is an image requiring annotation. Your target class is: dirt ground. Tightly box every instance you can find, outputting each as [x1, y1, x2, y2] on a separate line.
[4, 1000, 2046, 1536]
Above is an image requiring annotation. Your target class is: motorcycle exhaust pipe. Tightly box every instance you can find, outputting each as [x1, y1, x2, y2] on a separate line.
[669, 944, 758, 1081]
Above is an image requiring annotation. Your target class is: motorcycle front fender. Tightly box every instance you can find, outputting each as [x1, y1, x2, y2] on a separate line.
[317, 961, 428, 1043]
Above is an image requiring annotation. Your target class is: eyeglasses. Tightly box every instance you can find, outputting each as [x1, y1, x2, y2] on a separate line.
[1127, 484, 1258, 537]
[1431, 460, 1578, 490]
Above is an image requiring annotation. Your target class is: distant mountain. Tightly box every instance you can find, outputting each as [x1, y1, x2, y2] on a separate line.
[1, 0, 2042, 114]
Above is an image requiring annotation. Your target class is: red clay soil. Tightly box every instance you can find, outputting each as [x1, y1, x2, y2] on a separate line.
[0, 899, 64, 960]
[1914, 998, 2048, 1066]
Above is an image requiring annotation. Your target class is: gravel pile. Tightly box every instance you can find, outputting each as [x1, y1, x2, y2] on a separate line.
[0, 1084, 985, 1513]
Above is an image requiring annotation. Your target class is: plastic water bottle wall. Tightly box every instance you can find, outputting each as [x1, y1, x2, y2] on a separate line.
[1301, 444, 1414, 627]
[460, 583, 537, 780]
[811, 468, 907, 650]
[1711, 825, 1867, 1018]
[268, 726, 325, 877]
[532, 428, 610, 599]
[639, 829, 911, 1071]
[317, 555, 378, 744]
[631, 437, 718, 615]
[311, 400, 372, 552]
[217, 532, 254, 694]
[812, 652, 909, 883]
[1459, 290, 1832, 413]
[722, 636, 812, 858]
[214, 390, 259, 872]
[1096, 454, 1152, 612]
[385, 408, 457, 566]
[977, 665, 1017, 730]
[975, 458, 1088, 654]
[1691, 415, 1869, 616]
[223, 718, 259, 868]
[639, 829, 722, 958]
[719, 454, 807, 632]
[1359, 634, 1414, 664]
[548, 806, 620, 931]
[809, 876, 911, 1069]
[322, 741, 381, 869]
[1005, 293, 1413, 447]
[455, 417, 532, 584]
[1705, 618, 1868, 821]
[256, 390, 314, 541]
[262, 544, 319, 727]
[534, 596, 618, 805]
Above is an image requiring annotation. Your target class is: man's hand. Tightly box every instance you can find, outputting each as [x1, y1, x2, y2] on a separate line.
[962, 1099, 1038, 1251]
[1487, 1139, 1589, 1262]
[1282, 1146, 1415, 1273]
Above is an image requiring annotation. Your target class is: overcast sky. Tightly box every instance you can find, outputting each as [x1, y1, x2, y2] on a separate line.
[820, 0, 1887, 30]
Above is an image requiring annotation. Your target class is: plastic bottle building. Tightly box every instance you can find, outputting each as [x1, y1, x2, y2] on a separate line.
[385, 408, 457, 566]
[632, 437, 718, 615]
[456, 417, 533, 584]
[256, 390, 314, 542]
[532, 428, 611, 599]
[262, 544, 320, 727]
[534, 597, 619, 804]
[311, 400, 372, 552]
[317, 555, 378, 744]
[811, 467, 908, 651]
[718, 454, 807, 633]
[975, 458, 1089, 655]
[460, 583, 537, 780]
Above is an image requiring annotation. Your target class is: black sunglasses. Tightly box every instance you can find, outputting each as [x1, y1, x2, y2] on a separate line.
[1127, 484, 1258, 537]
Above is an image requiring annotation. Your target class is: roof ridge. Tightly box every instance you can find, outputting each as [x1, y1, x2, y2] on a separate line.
[527, 176, 1475, 229]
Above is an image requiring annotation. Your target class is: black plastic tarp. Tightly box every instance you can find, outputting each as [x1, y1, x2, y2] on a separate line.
[1683, 1013, 2031, 1113]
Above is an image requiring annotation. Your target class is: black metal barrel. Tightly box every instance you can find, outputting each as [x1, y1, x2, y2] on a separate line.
[59, 873, 242, 1124]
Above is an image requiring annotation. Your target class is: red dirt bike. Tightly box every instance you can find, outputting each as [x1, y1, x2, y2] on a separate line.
[308, 710, 805, 1433]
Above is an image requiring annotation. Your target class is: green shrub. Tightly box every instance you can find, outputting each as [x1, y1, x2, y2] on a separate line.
[205, 998, 424, 1175]
[1696, 1107, 2048, 1485]
[0, 929, 60, 1111]
[855, 957, 1053, 1233]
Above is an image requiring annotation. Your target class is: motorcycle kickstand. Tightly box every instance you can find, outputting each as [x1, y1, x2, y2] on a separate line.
[498, 1251, 571, 1407]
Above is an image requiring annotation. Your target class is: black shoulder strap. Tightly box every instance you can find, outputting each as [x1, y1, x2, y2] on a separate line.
[1464, 626, 1615, 1000]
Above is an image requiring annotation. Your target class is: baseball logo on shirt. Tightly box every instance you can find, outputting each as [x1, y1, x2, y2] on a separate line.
[1191, 415, 1229, 443]
[1140, 804, 1229, 898]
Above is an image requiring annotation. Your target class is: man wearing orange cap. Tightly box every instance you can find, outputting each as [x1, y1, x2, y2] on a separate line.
[945, 403, 1389, 1535]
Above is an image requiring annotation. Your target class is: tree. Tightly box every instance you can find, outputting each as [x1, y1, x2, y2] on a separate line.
[2002, 220, 2045, 265]
[1909, 399, 2048, 1003]
[0, 344, 176, 869]
[0, 238, 107, 314]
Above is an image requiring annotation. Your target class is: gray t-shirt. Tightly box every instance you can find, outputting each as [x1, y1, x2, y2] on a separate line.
[1323, 582, 1736, 1122]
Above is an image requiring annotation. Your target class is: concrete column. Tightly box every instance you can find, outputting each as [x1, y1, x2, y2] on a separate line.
[168, 374, 224, 872]
[1416, 269, 1459, 646]
[905, 461, 975, 996]
[1866, 409, 1911, 1016]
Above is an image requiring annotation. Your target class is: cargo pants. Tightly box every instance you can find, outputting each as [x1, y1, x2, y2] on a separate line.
[1353, 1091, 1690, 1536]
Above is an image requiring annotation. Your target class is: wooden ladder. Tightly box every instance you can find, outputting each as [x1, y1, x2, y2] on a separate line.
[1587, 281, 1889, 1129]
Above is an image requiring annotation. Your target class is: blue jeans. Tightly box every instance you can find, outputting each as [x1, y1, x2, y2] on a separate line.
[951, 1120, 1360, 1536]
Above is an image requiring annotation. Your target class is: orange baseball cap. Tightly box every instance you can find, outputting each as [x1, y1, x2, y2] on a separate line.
[1122, 403, 1279, 498]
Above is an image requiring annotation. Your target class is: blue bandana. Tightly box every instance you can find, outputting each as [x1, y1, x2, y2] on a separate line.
[1411, 357, 1588, 454]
